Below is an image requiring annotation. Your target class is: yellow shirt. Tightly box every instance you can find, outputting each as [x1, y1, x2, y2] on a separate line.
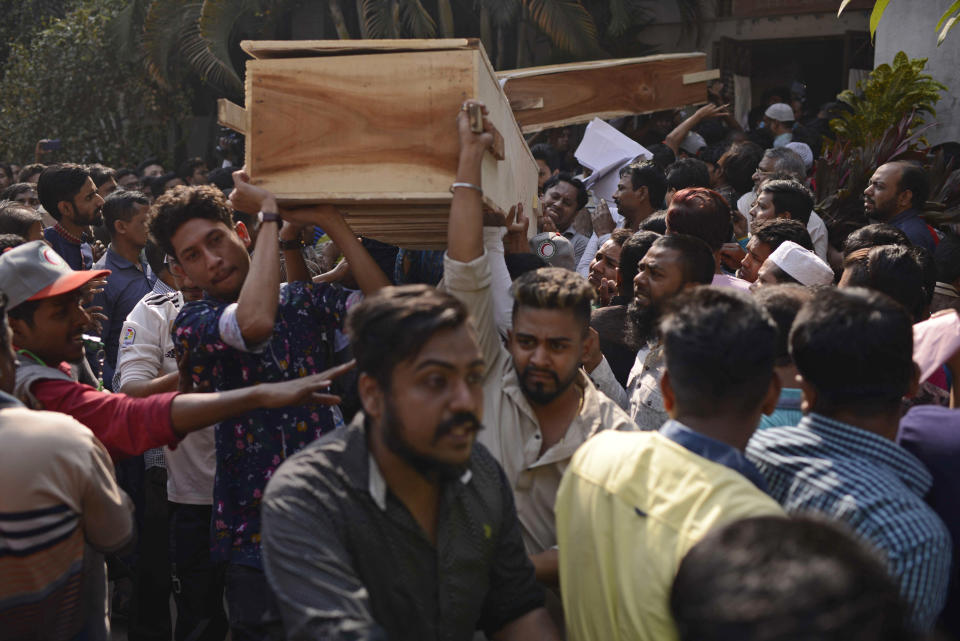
[556, 429, 785, 641]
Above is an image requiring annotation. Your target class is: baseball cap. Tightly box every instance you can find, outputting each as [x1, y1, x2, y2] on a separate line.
[529, 232, 576, 271]
[767, 240, 834, 286]
[764, 103, 796, 123]
[0, 240, 110, 309]
[679, 132, 707, 155]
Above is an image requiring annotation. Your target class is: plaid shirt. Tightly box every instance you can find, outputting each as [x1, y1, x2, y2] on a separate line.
[747, 413, 952, 631]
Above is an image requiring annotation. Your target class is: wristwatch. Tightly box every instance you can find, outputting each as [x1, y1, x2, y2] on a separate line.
[259, 210, 280, 224]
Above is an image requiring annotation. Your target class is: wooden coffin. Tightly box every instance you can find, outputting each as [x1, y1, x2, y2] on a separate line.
[497, 53, 719, 134]
[219, 39, 538, 249]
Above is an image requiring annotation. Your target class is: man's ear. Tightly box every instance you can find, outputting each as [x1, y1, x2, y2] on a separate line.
[57, 200, 74, 222]
[113, 219, 127, 237]
[8, 317, 30, 345]
[760, 374, 782, 416]
[168, 259, 185, 278]
[780, 211, 793, 221]
[660, 370, 677, 417]
[235, 221, 252, 249]
[897, 188, 915, 213]
[357, 372, 384, 421]
[798, 375, 817, 414]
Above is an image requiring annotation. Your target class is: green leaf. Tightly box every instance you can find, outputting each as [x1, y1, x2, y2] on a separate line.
[869, 0, 891, 38]
[936, 0, 960, 31]
[523, 0, 602, 56]
[937, 10, 960, 45]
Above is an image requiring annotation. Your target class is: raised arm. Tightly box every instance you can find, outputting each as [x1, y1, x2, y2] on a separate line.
[663, 104, 730, 156]
[447, 100, 494, 263]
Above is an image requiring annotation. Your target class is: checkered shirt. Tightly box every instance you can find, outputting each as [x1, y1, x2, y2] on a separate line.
[747, 413, 952, 631]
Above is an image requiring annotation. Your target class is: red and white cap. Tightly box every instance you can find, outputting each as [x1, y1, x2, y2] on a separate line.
[0, 240, 110, 309]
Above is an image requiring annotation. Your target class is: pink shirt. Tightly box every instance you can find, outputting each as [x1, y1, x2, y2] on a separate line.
[712, 273, 752, 291]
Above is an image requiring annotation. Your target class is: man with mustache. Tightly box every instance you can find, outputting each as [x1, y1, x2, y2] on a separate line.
[443, 100, 635, 597]
[261, 285, 561, 641]
[38, 163, 107, 270]
[627, 234, 715, 429]
[864, 161, 939, 253]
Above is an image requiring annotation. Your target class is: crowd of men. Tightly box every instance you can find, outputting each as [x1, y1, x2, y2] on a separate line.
[1, 89, 960, 641]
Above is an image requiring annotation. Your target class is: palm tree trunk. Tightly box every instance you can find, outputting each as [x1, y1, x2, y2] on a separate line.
[437, 0, 455, 37]
[328, 0, 352, 38]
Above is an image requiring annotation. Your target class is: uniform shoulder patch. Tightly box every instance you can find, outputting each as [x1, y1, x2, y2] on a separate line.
[121, 326, 137, 346]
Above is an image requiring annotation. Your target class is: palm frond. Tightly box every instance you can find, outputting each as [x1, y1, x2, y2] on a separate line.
[482, 0, 520, 27]
[198, 0, 259, 93]
[142, 0, 192, 88]
[359, 0, 396, 37]
[399, 0, 437, 37]
[523, 0, 603, 57]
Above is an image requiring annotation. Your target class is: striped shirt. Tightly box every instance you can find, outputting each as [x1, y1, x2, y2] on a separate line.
[747, 413, 952, 631]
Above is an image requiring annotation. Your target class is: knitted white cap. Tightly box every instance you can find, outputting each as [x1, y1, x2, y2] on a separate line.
[766, 241, 834, 286]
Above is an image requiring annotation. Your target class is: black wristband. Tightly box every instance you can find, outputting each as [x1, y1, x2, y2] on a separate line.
[279, 238, 304, 251]
[259, 210, 280, 223]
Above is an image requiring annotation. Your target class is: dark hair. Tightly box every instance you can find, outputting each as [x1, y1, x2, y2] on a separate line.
[909, 245, 936, 313]
[542, 173, 588, 211]
[102, 190, 150, 238]
[609, 229, 632, 248]
[661, 287, 777, 417]
[36, 164, 90, 222]
[791, 287, 914, 415]
[617, 231, 661, 302]
[148, 185, 234, 259]
[934, 232, 960, 283]
[620, 161, 668, 210]
[510, 267, 595, 331]
[760, 179, 814, 225]
[651, 234, 715, 285]
[86, 163, 116, 188]
[842, 245, 925, 321]
[8, 298, 41, 326]
[0, 201, 42, 238]
[893, 161, 929, 210]
[178, 157, 206, 181]
[645, 143, 676, 173]
[666, 158, 711, 192]
[346, 284, 469, 388]
[144, 240, 168, 276]
[639, 212, 667, 234]
[530, 144, 560, 173]
[149, 172, 180, 199]
[666, 187, 732, 252]
[671, 516, 914, 641]
[115, 168, 137, 182]
[699, 142, 729, 167]
[136, 157, 163, 177]
[0, 183, 35, 202]
[752, 284, 813, 366]
[0, 233, 26, 252]
[504, 252, 547, 281]
[752, 218, 813, 252]
[842, 223, 910, 257]
[721, 141, 764, 196]
[17, 163, 45, 183]
[207, 167, 235, 192]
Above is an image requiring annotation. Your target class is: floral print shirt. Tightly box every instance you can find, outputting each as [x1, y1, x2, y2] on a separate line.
[173, 281, 350, 568]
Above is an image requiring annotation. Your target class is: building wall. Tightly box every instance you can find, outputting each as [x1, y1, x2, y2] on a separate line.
[874, 0, 960, 146]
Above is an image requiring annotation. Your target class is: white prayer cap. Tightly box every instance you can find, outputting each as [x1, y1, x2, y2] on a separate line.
[785, 142, 814, 170]
[767, 241, 834, 286]
[679, 132, 706, 155]
[764, 103, 795, 122]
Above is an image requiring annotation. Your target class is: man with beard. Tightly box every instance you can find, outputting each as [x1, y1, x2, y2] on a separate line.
[260, 285, 560, 641]
[38, 164, 107, 270]
[864, 161, 939, 252]
[627, 234, 715, 429]
[444, 100, 635, 597]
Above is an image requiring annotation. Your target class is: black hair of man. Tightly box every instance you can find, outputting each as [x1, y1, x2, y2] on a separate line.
[115, 168, 137, 182]
[86, 163, 116, 188]
[102, 190, 150, 238]
[17, 163, 45, 183]
[892, 161, 929, 210]
[530, 144, 561, 173]
[791, 287, 915, 416]
[136, 157, 163, 177]
[909, 245, 936, 313]
[144, 240, 168, 277]
[0, 233, 26, 253]
[651, 234, 716, 285]
[639, 212, 667, 234]
[842, 245, 925, 321]
[759, 179, 814, 225]
[346, 284, 469, 390]
[510, 266, 595, 331]
[752, 218, 813, 252]
[752, 284, 813, 366]
[934, 232, 960, 284]
[617, 231, 661, 302]
[645, 143, 676, 173]
[542, 173, 588, 211]
[842, 223, 910, 257]
[207, 167, 235, 193]
[149, 172, 179, 199]
[699, 142, 729, 169]
[660, 286, 777, 418]
[0, 183, 35, 202]
[504, 252, 547, 281]
[36, 163, 90, 222]
[619, 160, 668, 210]
[0, 201, 41, 238]
[670, 516, 914, 641]
[666, 187, 732, 252]
[177, 157, 206, 182]
[722, 142, 764, 196]
[666, 158, 711, 192]
[148, 185, 234, 259]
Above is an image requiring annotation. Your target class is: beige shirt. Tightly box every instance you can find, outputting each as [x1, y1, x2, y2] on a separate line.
[443, 251, 636, 554]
